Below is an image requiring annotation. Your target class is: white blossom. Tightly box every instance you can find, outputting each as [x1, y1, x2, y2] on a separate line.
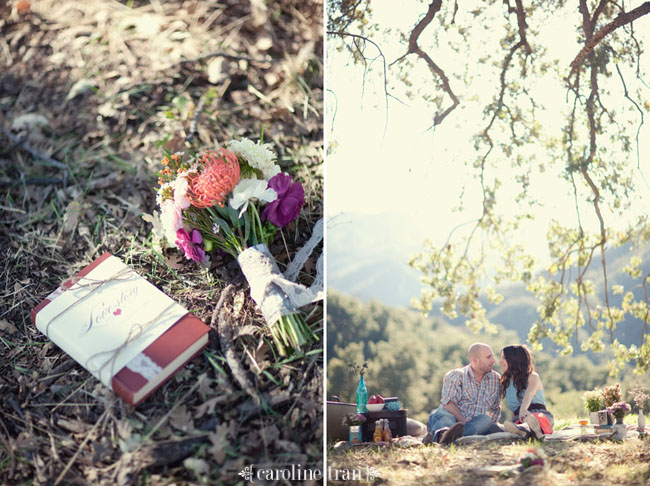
[229, 138, 281, 180]
[229, 178, 277, 217]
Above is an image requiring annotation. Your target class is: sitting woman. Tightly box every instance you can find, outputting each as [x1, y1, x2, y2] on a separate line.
[500, 345, 554, 439]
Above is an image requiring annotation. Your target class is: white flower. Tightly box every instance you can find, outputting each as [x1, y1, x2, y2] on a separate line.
[229, 178, 277, 217]
[229, 138, 281, 180]
[160, 199, 184, 246]
[142, 211, 164, 249]
[155, 182, 173, 206]
[172, 175, 191, 209]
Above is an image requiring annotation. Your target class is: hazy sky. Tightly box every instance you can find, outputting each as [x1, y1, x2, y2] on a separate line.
[326, 1, 650, 263]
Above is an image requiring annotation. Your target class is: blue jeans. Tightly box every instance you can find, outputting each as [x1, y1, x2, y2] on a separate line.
[427, 407, 501, 436]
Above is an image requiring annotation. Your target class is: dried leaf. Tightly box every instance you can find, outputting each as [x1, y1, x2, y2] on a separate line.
[170, 405, 195, 432]
[57, 418, 88, 434]
[208, 423, 230, 465]
[0, 318, 18, 334]
[116, 419, 133, 439]
[254, 341, 271, 369]
[118, 433, 143, 454]
[11, 113, 49, 132]
[62, 200, 83, 235]
[66, 79, 96, 100]
[232, 291, 246, 314]
[207, 57, 226, 85]
[183, 457, 210, 476]
[198, 375, 214, 401]
[165, 253, 185, 270]
[142, 211, 164, 243]
[261, 424, 280, 444]
[195, 396, 226, 419]
[233, 325, 258, 339]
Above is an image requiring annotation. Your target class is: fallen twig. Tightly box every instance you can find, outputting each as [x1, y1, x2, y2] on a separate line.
[180, 52, 275, 66]
[0, 177, 65, 187]
[54, 408, 109, 486]
[0, 415, 16, 480]
[39, 359, 76, 387]
[284, 357, 317, 420]
[211, 284, 261, 406]
[184, 94, 208, 144]
[0, 124, 67, 170]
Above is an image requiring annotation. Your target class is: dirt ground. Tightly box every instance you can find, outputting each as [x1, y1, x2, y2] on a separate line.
[0, 0, 323, 484]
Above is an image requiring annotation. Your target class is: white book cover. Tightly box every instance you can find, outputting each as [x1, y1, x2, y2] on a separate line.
[34, 255, 188, 387]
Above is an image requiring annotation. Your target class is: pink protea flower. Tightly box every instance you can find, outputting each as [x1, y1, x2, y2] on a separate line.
[175, 228, 206, 263]
[187, 148, 240, 208]
[261, 173, 304, 228]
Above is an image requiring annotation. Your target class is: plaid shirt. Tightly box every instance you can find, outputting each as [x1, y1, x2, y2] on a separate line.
[440, 364, 501, 422]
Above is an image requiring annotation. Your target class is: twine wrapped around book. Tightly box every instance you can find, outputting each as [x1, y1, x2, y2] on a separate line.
[41, 266, 134, 339]
[86, 302, 177, 382]
[236, 218, 323, 325]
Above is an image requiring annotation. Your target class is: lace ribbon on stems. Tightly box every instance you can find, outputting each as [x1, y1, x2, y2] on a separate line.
[236, 218, 324, 325]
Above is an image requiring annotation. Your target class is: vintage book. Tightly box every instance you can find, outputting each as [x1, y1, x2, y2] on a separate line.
[31, 252, 210, 406]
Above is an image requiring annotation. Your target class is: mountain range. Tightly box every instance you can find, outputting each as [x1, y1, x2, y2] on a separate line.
[327, 211, 650, 348]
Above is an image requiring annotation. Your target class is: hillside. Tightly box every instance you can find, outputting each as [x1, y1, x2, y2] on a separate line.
[328, 211, 650, 350]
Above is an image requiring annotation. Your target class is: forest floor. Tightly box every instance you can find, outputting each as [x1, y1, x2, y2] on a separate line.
[0, 1, 323, 485]
[327, 428, 650, 485]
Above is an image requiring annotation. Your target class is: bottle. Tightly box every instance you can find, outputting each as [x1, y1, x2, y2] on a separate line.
[383, 419, 393, 442]
[356, 373, 367, 413]
[373, 419, 384, 442]
[639, 410, 646, 434]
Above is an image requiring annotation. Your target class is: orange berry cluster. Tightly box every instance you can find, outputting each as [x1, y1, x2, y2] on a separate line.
[158, 156, 173, 185]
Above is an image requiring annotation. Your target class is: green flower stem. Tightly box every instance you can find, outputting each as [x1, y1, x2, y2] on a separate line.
[248, 203, 267, 246]
[269, 312, 318, 357]
[196, 204, 317, 357]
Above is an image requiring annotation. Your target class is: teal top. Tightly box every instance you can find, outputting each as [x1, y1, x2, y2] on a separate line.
[505, 379, 546, 413]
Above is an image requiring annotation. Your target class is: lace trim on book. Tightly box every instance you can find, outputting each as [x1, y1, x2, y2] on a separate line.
[125, 353, 163, 381]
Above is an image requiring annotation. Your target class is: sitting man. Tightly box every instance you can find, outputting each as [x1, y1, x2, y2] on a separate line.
[423, 342, 502, 445]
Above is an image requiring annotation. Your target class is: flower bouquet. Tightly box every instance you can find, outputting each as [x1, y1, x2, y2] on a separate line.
[607, 401, 630, 422]
[602, 383, 623, 407]
[154, 138, 319, 356]
[342, 413, 367, 427]
[518, 447, 547, 469]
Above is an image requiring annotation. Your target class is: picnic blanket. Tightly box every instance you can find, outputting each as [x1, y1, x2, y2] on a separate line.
[456, 425, 641, 444]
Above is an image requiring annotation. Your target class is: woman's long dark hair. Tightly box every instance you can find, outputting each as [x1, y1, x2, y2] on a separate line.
[500, 345, 534, 399]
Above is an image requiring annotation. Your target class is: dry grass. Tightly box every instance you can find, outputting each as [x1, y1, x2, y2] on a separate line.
[327, 435, 650, 485]
[0, 0, 323, 484]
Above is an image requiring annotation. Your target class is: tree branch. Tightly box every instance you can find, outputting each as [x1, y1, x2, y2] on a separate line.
[569, 1, 650, 78]
[514, 0, 532, 54]
[402, 0, 459, 126]
[328, 31, 390, 137]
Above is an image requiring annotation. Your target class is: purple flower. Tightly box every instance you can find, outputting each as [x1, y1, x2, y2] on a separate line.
[261, 173, 304, 228]
[175, 228, 206, 263]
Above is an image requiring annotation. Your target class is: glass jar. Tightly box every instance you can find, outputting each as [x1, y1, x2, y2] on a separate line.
[349, 425, 362, 444]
